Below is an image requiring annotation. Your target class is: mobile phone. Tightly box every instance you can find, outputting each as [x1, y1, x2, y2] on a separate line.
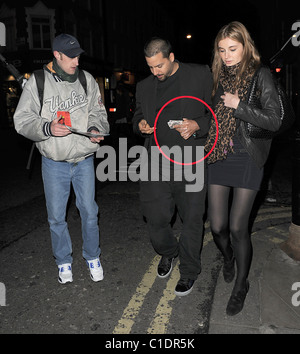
[168, 120, 183, 129]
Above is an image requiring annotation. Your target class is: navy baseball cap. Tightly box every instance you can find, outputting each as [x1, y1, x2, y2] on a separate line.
[52, 34, 85, 58]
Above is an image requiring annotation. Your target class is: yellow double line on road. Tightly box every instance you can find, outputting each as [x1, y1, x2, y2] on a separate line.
[112, 255, 160, 334]
[146, 232, 214, 335]
[113, 233, 214, 334]
[113, 206, 291, 334]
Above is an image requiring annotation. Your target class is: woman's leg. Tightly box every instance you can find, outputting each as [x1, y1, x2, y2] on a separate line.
[208, 184, 233, 262]
[230, 187, 257, 291]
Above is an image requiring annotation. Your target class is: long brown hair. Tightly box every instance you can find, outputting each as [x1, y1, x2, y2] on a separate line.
[211, 21, 261, 96]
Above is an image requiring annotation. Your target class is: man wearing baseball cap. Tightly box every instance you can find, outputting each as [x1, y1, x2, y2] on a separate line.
[14, 34, 109, 285]
[52, 33, 85, 58]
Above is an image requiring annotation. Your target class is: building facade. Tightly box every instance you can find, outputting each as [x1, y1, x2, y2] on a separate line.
[0, 0, 176, 126]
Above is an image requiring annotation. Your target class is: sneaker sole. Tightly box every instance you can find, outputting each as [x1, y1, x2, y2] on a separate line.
[174, 285, 194, 297]
[58, 277, 73, 284]
[157, 261, 173, 279]
[90, 273, 104, 282]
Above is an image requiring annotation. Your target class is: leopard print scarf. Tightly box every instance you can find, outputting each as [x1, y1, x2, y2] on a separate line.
[205, 62, 255, 164]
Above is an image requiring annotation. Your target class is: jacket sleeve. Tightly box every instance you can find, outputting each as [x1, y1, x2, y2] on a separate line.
[193, 65, 213, 138]
[234, 67, 281, 132]
[86, 72, 109, 134]
[13, 74, 51, 142]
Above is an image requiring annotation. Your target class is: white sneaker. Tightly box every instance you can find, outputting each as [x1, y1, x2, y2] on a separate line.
[58, 263, 73, 284]
[87, 258, 104, 282]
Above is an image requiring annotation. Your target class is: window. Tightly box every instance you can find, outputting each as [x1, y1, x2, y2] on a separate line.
[31, 17, 51, 49]
[25, 1, 55, 50]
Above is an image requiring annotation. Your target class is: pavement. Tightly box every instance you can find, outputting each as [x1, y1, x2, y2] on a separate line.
[208, 131, 300, 334]
[0, 127, 300, 335]
[209, 212, 300, 334]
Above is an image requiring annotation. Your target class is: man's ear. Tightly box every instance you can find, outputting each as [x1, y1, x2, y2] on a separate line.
[169, 52, 175, 62]
[53, 51, 60, 60]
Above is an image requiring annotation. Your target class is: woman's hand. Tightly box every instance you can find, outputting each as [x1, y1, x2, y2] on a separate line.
[221, 91, 240, 109]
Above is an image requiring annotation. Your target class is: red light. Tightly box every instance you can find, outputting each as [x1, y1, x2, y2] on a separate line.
[276, 68, 281, 73]
[109, 108, 117, 112]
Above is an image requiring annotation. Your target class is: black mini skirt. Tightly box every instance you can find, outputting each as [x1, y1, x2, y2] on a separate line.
[207, 142, 264, 191]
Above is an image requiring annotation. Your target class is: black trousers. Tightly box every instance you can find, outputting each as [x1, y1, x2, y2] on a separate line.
[140, 180, 207, 280]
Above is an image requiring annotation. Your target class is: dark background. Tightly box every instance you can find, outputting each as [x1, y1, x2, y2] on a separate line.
[0, 0, 299, 140]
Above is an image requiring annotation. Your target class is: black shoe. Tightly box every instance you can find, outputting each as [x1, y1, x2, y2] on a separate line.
[223, 256, 235, 283]
[226, 281, 250, 316]
[157, 256, 174, 278]
[174, 278, 195, 297]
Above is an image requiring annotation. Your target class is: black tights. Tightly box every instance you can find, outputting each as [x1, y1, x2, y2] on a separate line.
[208, 185, 257, 291]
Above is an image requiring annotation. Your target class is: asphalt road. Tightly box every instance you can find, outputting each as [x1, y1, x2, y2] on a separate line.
[0, 127, 294, 335]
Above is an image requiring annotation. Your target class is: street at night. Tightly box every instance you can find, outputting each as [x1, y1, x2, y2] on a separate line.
[0, 128, 299, 336]
[0, 0, 300, 341]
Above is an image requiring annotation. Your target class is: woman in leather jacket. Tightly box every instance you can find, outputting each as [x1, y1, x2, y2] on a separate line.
[205, 21, 281, 316]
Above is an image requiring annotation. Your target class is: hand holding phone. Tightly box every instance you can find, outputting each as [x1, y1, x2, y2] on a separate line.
[168, 120, 183, 129]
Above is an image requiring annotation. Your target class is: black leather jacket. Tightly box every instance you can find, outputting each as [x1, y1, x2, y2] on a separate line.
[213, 66, 281, 168]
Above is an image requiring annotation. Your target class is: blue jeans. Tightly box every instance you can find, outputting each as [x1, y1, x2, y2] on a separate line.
[42, 155, 100, 265]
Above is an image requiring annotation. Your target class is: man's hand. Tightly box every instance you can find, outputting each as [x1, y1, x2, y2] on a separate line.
[50, 116, 72, 137]
[138, 119, 154, 134]
[89, 130, 105, 143]
[174, 118, 199, 140]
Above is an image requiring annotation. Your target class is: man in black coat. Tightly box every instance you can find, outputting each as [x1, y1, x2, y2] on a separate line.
[132, 38, 213, 296]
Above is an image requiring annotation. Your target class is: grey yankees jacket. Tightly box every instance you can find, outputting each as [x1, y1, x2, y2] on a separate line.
[14, 64, 109, 163]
